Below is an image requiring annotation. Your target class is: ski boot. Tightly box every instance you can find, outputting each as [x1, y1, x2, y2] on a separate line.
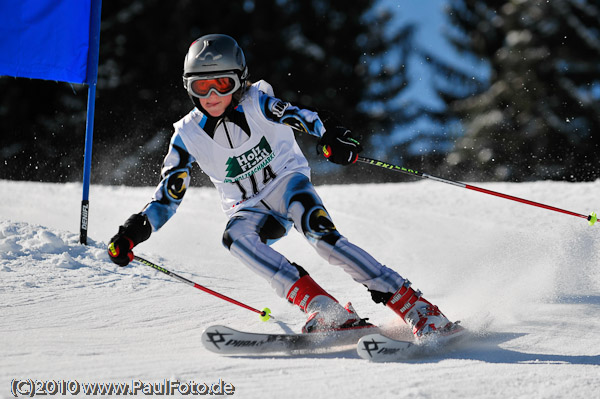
[302, 302, 373, 333]
[286, 274, 373, 333]
[386, 280, 458, 339]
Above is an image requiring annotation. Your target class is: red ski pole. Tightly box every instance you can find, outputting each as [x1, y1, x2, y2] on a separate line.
[357, 156, 598, 226]
[134, 256, 272, 321]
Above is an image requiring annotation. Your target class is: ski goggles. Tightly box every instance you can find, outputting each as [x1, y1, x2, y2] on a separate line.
[184, 73, 242, 98]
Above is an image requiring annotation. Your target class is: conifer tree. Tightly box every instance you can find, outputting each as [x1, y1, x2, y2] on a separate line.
[441, 0, 600, 181]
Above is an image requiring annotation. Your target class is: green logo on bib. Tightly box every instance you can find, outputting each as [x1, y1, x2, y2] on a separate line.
[224, 137, 275, 183]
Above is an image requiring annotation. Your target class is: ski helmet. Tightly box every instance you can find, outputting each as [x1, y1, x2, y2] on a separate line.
[182, 34, 248, 98]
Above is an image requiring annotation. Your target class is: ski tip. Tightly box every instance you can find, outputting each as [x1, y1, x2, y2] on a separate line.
[201, 325, 233, 354]
[356, 333, 416, 362]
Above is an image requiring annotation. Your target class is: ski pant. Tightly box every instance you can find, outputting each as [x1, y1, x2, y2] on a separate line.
[221, 173, 405, 301]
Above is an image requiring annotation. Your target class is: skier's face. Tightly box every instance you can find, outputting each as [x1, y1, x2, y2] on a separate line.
[200, 92, 232, 117]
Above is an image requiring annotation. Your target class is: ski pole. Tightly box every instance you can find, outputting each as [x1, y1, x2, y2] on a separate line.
[357, 156, 598, 226]
[134, 256, 272, 321]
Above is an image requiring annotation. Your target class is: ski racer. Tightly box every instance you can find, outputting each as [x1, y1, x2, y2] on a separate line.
[107, 34, 457, 338]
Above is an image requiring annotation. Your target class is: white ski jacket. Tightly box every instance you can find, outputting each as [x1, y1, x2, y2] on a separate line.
[142, 80, 326, 231]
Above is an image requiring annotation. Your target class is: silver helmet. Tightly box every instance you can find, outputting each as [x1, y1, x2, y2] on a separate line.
[182, 34, 248, 98]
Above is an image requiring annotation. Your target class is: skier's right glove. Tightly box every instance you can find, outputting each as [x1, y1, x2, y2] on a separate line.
[107, 213, 152, 267]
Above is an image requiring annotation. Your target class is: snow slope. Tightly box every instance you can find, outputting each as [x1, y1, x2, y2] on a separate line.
[1, 179, 599, 398]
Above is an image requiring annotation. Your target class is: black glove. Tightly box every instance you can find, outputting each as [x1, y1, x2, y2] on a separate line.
[107, 213, 152, 266]
[318, 126, 363, 165]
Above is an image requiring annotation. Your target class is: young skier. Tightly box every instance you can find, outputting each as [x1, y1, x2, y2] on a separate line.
[108, 34, 457, 338]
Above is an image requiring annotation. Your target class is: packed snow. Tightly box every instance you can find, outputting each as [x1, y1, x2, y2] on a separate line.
[1, 178, 599, 398]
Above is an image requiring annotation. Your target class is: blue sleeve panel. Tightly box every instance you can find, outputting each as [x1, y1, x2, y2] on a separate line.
[257, 91, 326, 138]
[142, 133, 195, 231]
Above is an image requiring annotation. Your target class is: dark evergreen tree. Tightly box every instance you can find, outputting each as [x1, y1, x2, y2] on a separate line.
[440, 0, 600, 181]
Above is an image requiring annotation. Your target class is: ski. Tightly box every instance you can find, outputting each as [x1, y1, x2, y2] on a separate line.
[357, 323, 468, 362]
[356, 333, 419, 361]
[201, 324, 377, 355]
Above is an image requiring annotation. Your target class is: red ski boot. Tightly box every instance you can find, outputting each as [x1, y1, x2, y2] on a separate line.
[286, 275, 372, 333]
[302, 302, 373, 333]
[386, 280, 455, 339]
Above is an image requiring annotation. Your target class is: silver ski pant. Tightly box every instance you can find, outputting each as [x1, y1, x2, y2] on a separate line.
[222, 173, 405, 299]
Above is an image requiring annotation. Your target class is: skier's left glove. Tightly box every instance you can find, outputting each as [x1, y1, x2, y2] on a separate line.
[318, 126, 363, 165]
[107, 213, 152, 266]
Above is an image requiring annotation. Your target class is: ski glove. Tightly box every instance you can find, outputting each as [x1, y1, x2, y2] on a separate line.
[108, 213, 152, 266]
[318, 126, 363, 165]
